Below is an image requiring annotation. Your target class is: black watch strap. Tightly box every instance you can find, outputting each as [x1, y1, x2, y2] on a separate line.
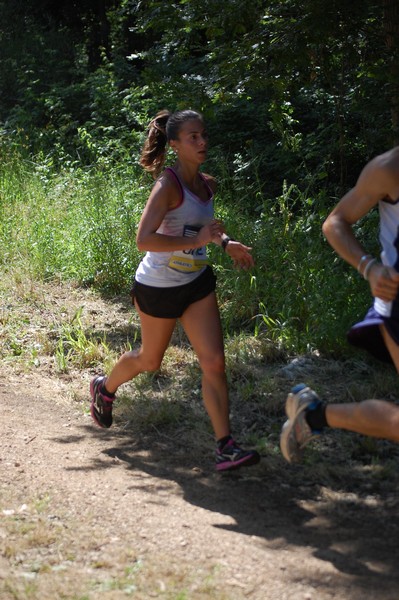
[221, 236, 231, 251]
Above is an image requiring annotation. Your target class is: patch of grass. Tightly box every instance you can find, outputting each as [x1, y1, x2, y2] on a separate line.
[118, 392, 189, 432]
[0, 151, 376, 356]
[54, 307, 110, 373]
[1, 485, 230, 600]
[0, 157, 145, 293]
[1, 495, 61, 565]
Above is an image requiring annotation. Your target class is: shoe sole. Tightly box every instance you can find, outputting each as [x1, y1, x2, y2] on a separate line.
[89, 378, 110, 429]
[280, 418, 298, 463]
[216, 452, 260, 471]
[280, 388, 310, 463]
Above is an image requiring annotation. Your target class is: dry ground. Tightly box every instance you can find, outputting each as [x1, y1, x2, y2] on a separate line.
[1, 280, 399, 599]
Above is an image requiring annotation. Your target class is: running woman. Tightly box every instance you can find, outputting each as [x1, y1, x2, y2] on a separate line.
[90, 109, 260, 471]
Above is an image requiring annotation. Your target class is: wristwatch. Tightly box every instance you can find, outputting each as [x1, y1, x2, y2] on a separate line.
[221, 236, 231, 251]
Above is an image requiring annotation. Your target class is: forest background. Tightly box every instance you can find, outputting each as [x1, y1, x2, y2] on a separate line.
[4, 4, 399, 598]
[2, 0, 399, 358]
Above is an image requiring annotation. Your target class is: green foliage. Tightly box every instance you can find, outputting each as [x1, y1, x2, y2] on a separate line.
[0, 0, 396, 197]
[127, 0, 392, 194]
[0, 149, 378, 356]
[0, 0, 395, 358]
[0, 147, 378, 359]
[209, 178, 373, 355]
[0, 150, 146, 292]
[54, 307, 110, 372]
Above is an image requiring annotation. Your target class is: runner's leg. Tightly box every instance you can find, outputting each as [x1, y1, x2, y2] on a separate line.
[179, 292, 230, 440]
[324, 323, 399, 442]
[105, 301, 177, 393]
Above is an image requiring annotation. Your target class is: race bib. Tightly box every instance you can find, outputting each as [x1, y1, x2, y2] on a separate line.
[168, 225, 209, 273]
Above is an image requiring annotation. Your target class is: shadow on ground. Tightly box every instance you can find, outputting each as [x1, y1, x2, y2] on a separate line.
[54, 419, 399, 600]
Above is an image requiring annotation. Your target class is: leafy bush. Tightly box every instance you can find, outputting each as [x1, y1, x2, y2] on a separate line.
[0, 149, 146, 292]
[0, 150, 376, 357]
[211, 179, 374, 355]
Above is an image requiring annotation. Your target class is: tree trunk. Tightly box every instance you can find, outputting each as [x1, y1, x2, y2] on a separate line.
[87, 0, 111, 71]
[383, 0, 399, 145]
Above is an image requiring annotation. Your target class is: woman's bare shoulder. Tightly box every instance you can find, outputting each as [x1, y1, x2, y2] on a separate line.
[151, 169, 182, 208]
[201, 172, 217, 193]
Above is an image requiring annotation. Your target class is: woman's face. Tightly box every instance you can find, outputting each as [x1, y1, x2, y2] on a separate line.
[170, 118, 208, 165]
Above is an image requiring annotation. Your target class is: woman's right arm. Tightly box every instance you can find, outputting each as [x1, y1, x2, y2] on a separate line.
[136, 175, 222, 252]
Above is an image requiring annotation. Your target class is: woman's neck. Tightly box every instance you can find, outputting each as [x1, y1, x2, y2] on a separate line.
[173, 161, 200, 189]
[172, 161, 210, 201]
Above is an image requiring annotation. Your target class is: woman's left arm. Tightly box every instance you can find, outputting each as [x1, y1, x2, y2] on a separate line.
[204, 174, 254, 270]
[223, 238, 254, 270]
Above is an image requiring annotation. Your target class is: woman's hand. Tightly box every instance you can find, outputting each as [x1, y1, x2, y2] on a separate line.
[368, 263, 399, 302]
[196, 219, 225, 246]
[226, 241, 255, 270]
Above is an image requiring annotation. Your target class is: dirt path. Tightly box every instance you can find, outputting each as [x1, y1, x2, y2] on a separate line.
[2, 366, 399, 600]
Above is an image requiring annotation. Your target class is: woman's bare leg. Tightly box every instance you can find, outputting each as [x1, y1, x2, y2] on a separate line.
[179, 292, 230, 440]
[105, 301, 177, 393]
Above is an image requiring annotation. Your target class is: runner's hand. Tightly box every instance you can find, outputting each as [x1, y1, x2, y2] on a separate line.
[226, 241, 255, 270]
[196, 220, 225, 246]
[368, 264, 399, 302]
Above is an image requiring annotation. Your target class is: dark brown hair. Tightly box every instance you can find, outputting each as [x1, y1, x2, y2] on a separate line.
[139, 109, 203, 177]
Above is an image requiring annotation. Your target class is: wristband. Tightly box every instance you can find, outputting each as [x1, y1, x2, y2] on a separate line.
[221, 236, 231, 251]
[363, 258, 377, 280]
[357, 254, 372, 275]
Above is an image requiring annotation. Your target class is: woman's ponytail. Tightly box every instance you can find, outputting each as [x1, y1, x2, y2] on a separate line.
[139, 110, 171, 178]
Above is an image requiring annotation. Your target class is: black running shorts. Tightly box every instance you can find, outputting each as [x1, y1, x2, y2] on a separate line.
[130, 266, 217, 318]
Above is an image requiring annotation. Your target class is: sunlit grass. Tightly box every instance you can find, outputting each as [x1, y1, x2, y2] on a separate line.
[0, 150, 374, 356]
[54, 307, 110, 372]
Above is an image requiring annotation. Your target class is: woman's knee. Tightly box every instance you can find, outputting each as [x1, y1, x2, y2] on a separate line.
[198, 351, 226, 375]
[120, 349, 163, 373]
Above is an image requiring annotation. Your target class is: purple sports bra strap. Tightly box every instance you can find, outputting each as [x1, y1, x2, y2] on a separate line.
[164, 167, 184, 204]
[165, 166, 213, 203]
[199, 172, 213, 200]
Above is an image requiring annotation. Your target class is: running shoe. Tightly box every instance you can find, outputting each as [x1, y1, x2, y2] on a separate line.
[280, 383, 321, 463]
[89, 375, 114, 428]
[216, 439, 260, 471]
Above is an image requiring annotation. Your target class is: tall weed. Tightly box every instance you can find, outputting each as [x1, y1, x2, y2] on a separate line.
[54, 307, 110, 373]
[0, 152, 376, 357]
[212, 180, 375, 355]
[0, 154, 146, 292]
